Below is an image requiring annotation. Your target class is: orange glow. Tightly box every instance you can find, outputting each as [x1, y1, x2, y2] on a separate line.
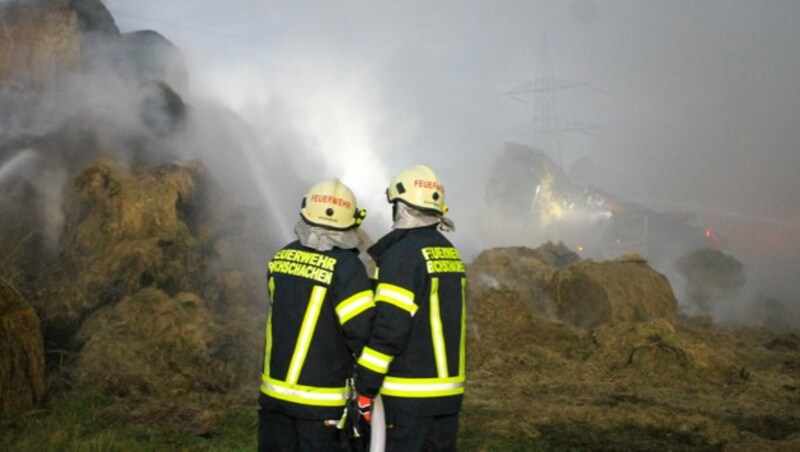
[704, 229, 712, 238]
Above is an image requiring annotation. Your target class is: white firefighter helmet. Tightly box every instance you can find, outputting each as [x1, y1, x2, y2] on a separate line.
[386, 165, 448, 214]
[300, 178, 366, 230]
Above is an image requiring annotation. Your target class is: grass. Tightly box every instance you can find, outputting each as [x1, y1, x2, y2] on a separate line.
[2, 396, 724, 452]
[457, 404, 720, 452]
[1, 396, 257, 452]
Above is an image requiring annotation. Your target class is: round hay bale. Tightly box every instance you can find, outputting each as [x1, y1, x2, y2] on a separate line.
[550, 254, 678, 329]
[36, 158, 210, 341]
[676, 248, 745, 313]
[72, 288, 234, 398]
[71, 157, 198, 241]
[119, 30, 189, 96]
[467, 245, 562, 319]
[69, 0, 119, 36]
[0, 0, 81, 84]
[0, 278, 45, 418]
[528, 242, 581, 267]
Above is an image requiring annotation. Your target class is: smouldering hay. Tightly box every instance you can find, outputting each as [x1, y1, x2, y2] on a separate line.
[70, 286, 264, 429]
[74, 288, 232, 397]
[36, 158, 212, 337]
[463, 249, 795, 447]
[676, 247, 746, 312]
[467, 290, 538, 368]
[676, 248, 745, 290]
[0, 154, 266, 431]
[0, 278, 45, 419]
[71, 157, 199, 242]
[550, 254, 678, 329]
[466, 245, 562, 320]
[467, 283, 592, 387]
[465, 287, 798, 447]
[588, 320, 741, 384]
[525, 241, 581, 267]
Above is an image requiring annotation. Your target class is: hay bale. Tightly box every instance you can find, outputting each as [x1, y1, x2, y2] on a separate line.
[527, 241, 581, 267]
[467, 244, 567, 319]
[71, 287, 263, 428]
[36, 158, 211, 340]
[72, 288, 233, 397]
[70, 0, 119, 36]
[70, 157, 198, 241]
[676, 248, 745, 313]
[0, 278, 45, 418]
[0, 0, 81, 85]
[119, 30, 188, 95]
[549, 254, 678, 329]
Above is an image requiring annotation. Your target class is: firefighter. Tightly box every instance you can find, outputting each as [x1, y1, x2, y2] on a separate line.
[259, 178, 375, 451]
[355, 165, 466, 451]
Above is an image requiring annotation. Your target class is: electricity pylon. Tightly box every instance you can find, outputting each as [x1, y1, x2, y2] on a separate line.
[505, 31, 599, 167]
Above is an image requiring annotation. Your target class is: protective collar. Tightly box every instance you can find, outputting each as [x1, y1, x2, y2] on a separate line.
[294, 220, 363, 252]
[392, 201, 455, 232]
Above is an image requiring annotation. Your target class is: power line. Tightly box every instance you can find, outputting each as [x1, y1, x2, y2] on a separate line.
[504, 31, 600, 166]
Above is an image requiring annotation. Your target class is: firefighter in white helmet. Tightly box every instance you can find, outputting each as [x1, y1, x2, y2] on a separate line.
[355, 165, 466, 451]
[258, 178, 374, 451]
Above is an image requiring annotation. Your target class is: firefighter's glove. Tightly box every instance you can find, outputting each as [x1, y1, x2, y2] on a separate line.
[357, 394, 373, 423]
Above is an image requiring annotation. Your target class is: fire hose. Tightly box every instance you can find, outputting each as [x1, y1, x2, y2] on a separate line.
[369, 395, 386, 452]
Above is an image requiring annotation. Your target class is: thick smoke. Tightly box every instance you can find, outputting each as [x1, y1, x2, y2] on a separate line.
[4, 1, 798, 327]
[0, 1, 299, 261]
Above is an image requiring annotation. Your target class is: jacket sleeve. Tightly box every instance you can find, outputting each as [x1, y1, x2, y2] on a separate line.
[355, 246, 421, 397]
[333, 254, 375, 358]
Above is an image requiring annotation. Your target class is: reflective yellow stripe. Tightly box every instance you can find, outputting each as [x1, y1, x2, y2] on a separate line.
[375, 283, 417, 315]
[381, 375, 465, 398]
[459, 277, 467, 377]
[357, 346, 394, 374]
[286, 285, 327, 384]
[268, 277, 275, 304]
[429, 278, 448, 378]
[262, 276, 276, 379]
[261, 376, 347, 407]
[335, 290, 374, 325]
[262, 307, 274, 379]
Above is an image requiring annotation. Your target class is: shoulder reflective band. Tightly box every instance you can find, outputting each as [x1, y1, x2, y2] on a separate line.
[375, 283, 417, 315]
[429, 278, 449, 378]
[261, 377, 347, 407]
[381, 375, 465, 398]
[286, 285, 328, 384]
[336, 290, 375, 325]
[358, 346, 394, 375]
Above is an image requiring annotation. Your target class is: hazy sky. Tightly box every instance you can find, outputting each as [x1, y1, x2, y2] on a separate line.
[104, 1, 800, 300]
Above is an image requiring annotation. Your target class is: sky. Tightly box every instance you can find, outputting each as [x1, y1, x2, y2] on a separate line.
[101, 0, 800, 310]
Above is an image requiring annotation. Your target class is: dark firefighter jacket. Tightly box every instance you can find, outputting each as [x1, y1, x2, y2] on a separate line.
[355, 225, 467, 416]
[260, 241, 375, 420]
